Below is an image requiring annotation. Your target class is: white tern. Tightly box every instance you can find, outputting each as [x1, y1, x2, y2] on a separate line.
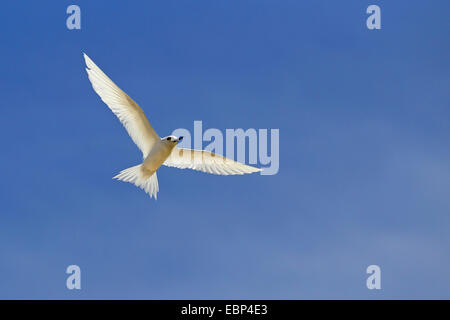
[84, 53, 261, 199]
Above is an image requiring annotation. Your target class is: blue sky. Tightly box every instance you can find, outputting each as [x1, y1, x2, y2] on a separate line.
[0, 1, 449, 299]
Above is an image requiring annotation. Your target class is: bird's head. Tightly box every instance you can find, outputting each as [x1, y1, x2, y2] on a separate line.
[161, 135, 184, 145]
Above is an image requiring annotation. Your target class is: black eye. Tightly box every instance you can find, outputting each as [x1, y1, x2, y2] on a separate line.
[167, 137, 171, 141]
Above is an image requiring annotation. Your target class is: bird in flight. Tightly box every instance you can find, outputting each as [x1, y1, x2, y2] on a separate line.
[83, 53, 260, 199]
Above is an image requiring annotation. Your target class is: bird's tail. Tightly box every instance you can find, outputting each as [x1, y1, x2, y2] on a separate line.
[113, 164, 159, 199]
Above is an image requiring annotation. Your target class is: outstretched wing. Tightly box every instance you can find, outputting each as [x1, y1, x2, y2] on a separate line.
[163, 147, 261, 175]
[84, 53, 159, 158]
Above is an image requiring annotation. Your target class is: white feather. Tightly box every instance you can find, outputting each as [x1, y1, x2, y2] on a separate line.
[83, 53, 159, 158]
[163, 147, 261, 175]
[113, 165, 159, 199]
